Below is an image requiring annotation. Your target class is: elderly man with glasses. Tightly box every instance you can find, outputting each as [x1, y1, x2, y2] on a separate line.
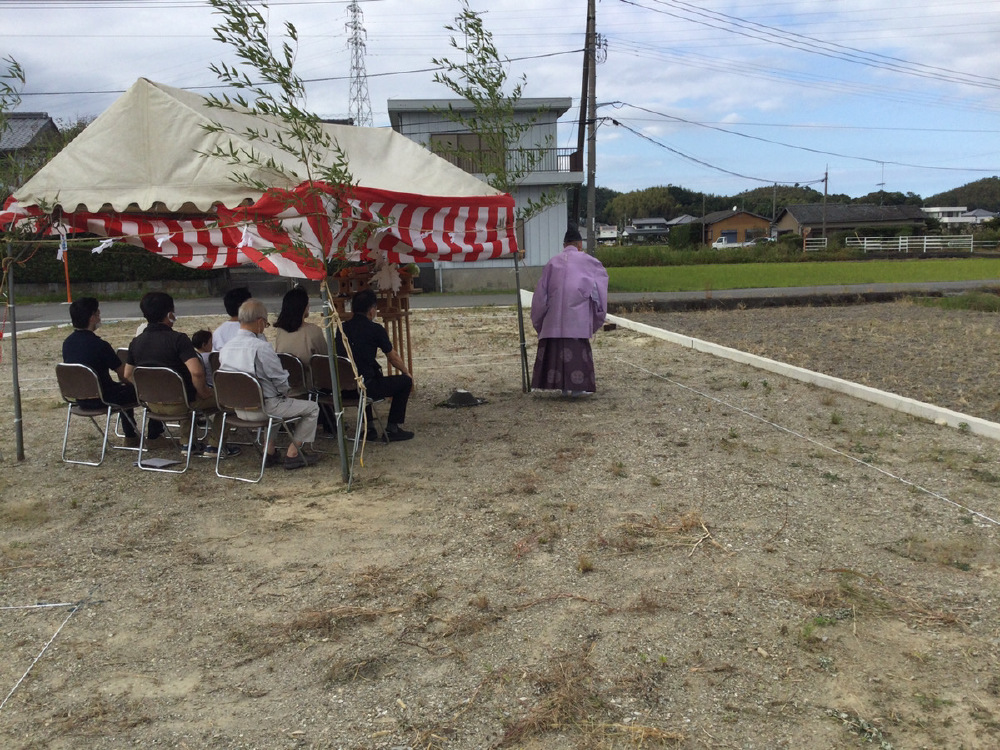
[218, 298, 321, 470]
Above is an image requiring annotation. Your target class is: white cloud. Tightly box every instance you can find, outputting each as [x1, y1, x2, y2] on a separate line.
[3, 0, 999, 198]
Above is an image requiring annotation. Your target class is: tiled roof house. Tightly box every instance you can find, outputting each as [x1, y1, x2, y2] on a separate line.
[775, 204, 927, 235]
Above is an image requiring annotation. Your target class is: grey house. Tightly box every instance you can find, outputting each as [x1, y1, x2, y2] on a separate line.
[388, 98, 583, 292]
[1, 112, 60, 195]
[775, 204, 927, 236]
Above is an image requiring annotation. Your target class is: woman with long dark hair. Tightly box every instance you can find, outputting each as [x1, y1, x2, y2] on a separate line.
[273, 286, 328, 362]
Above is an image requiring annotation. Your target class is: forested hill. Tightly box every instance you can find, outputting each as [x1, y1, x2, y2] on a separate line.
[925, 177, 1000, 212]
[595, 178, 1000, 224]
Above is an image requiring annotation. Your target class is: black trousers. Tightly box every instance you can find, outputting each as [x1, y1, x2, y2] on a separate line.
[81, 382, 139, 438]
[365, 374, 413, 425]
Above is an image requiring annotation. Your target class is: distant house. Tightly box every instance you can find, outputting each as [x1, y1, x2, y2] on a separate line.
[922, 206, 997, 226]
[963, 208, 998, 224]
[0, 112, 60, 194]
[775, 204, 927, 236]
[388, 97, 582, 291]
[595, 223, 618, 245]
[667, 214, 697, 227]
[622, 217, 669, 244]
[700, 209, 771, 244]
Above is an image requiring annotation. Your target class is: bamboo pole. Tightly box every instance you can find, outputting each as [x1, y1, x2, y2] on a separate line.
[320, 283, 350, 484]
[4, 241, 25, 461]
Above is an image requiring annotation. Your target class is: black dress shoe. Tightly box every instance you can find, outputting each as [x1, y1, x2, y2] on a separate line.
[385, 425, 414, 442]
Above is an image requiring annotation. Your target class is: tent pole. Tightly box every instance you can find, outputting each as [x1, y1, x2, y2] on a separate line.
[62, 247, 72, 304]
[321, 283, 351, 484]
[4, 241, 25, 461]
[513, 253, 530, 393]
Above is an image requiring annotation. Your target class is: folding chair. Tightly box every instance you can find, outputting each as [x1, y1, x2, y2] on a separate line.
[336, 355, 388, 443]
[309, 354, 387, 448]
[277, 352, 311, 399]
[132, 366, 202, 474]
[55, 363, 139, 466]
[212, 370, 302, 483]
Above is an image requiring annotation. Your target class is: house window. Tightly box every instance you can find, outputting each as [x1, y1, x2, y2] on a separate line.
[430, 133, 502, 175]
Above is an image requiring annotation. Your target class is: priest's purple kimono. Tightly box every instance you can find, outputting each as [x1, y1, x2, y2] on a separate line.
[530, 242, 609, 394]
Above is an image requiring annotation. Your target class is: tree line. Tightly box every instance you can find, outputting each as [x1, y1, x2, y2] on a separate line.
[586, 177, 1000, 227]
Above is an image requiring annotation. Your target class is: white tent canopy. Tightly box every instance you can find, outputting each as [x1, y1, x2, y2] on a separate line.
[5, 78, 516, 277]
[15, 78, 503, 213]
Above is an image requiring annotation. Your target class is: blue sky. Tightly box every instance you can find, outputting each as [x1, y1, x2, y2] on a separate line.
[4, 0, 1000, 200]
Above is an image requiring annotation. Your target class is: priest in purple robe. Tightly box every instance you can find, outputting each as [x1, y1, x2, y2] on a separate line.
[530, 225, 609, 396]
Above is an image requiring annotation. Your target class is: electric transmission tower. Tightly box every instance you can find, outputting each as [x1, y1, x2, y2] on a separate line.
[347, 0, 373, 127]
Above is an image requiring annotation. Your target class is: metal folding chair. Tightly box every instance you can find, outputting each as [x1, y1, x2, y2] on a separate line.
[277, 352, 311, 399]
[336, 355, 388, 443]
[212, 370, 302, 483]
[308, 353, 387, 453]
[55, 363, 139, 466]
[132, 366, 201, 473]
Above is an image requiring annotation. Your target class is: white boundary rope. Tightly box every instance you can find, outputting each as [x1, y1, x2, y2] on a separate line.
[517, 289, 999, 526]
[617, 357, 1000, 528]
[0, 602, 78, 611]
[0, 599, 86, 713]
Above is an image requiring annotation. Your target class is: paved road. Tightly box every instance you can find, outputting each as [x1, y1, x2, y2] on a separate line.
[10, 279, 1000, 333]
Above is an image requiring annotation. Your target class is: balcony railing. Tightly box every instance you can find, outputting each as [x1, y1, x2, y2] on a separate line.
[437, 147, 582, 175]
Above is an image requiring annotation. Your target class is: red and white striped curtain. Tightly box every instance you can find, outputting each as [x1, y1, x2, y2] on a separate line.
[2, 181, 517, 280]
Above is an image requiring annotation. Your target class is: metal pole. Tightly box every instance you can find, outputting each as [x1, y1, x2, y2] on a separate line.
[5, 241, 25, 461]
[62, 246, 72, 304]
[513, 250, 530, 393]
[822, 169, 828, 239]
[320, 284, 350, 484]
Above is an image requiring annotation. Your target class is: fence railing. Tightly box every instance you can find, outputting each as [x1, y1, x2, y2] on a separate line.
[507, 147, 581, 174]
[803, 237, 828, 252]
[846, 235, 974, 253]
[438, 147, 581, 175]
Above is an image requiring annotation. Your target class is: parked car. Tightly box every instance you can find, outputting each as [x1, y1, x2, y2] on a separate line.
[711, 236, 755, 248]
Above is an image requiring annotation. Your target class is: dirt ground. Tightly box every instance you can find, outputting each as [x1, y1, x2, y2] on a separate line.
[1, 299, 999, 749]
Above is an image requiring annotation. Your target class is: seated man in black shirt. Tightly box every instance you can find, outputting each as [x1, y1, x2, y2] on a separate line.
[339, 289, 414, 441]
[62, 297, 147, 446]
[124, 292, 238, 458]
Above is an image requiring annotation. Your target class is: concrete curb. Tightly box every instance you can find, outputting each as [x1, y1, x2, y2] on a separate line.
[519, 289, 1000, 443]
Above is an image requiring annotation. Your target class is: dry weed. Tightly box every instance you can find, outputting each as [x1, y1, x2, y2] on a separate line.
[324, 655, 384, 684]
[497, 650, 604, 747]
[0, 499, 51, 527]
[283, 605, 385, 638]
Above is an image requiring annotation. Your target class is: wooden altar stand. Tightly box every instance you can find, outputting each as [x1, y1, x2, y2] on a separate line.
[328, 266, 414, 376]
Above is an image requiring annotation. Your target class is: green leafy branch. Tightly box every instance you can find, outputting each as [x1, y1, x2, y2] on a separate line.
[203, 0, 352, 197]
[431, 0, 562, 224]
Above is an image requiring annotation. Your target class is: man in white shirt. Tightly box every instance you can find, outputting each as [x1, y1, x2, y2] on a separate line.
[213, 287, 252, 352]
[219, 299, 321, 470]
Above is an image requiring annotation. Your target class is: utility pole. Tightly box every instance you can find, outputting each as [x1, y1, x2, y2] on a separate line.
[347, 0, 373, 127]
[822, 168, 828, 238]
[570, 1, 592, 226]
[585, 0, 597, 253]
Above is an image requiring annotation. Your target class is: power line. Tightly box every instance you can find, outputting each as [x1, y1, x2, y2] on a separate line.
[608, 37, 1000, 116]
[607, 117, 825, 186]
[610, 103, 1000, 174]
[16, 49, 582, 99]
[618, 0, 1000, 91]
[0, 0, 373, 7]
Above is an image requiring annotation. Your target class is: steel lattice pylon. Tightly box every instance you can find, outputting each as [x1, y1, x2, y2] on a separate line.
[347, 0, 373, 127]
